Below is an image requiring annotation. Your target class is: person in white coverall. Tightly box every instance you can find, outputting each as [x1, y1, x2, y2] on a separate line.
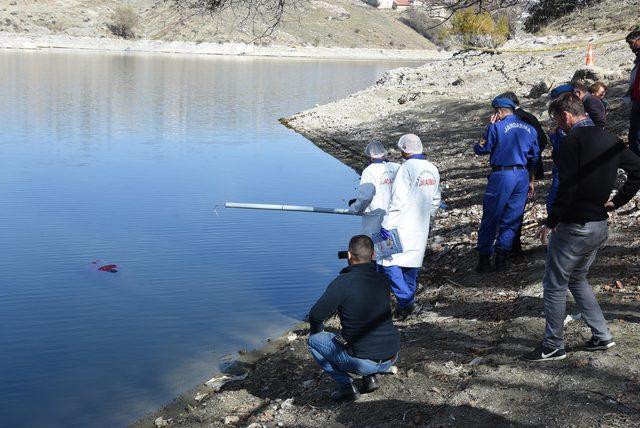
[379, 134, 441, 317]
[348, 141, 401, 236]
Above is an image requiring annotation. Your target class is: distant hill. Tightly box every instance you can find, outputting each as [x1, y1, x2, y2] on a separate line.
[0, 0, 437, 50]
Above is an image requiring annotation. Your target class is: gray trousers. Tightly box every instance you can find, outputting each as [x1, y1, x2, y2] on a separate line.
[543, 221, 612, 349]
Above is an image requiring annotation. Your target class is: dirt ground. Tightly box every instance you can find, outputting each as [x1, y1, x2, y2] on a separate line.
[139, 245, 640, 427]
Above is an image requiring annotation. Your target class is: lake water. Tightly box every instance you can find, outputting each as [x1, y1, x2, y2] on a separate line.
[0, 50, 419, 427]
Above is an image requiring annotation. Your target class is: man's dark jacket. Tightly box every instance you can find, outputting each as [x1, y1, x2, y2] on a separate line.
[546, 124, 640, 228]
[516, 107, 548, 180]
[308, 262, 400, 360]
[583, 94, 607, 129]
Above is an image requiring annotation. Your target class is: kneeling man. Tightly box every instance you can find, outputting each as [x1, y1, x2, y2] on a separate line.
[307, 235, 400, 401]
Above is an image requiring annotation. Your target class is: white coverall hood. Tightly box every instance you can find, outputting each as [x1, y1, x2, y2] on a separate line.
[364, 141, 388, 159]
[397, 134, 423, 155]
[380, 157, 441, 268]
[349, 161, 401, 236]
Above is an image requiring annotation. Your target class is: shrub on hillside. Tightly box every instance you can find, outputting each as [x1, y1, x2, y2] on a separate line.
[399, 8, 448, 47]
[524, 0, 600, 33]
[448, 8, 511, 48]
[108, 4, 139, 39]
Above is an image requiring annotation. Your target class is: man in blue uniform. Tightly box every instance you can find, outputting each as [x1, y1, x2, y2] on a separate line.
[474, 97, 539, 273]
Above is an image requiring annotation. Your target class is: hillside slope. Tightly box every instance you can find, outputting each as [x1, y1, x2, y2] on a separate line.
[534, 0, 640, 36]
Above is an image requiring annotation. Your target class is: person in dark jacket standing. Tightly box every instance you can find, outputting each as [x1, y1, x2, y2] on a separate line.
[546, 84, 575, 214]
[498, 91, 549, 254]
[474, 97, 539, 273]
[573, 81, 607, 129]
[499, 91, 549, 181]
[589, 82, 608, 105]
[625, 30, 640, 156]
[307, 235, 400, 401]
[524, 94, 640, 361]
[573, 82, 607, 129]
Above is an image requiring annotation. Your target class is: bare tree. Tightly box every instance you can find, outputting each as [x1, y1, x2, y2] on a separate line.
[165, 0, 530, 39]
[166, 0, 289, 37]
[167, 0, 527, 31]
[415, 0, 527, 25]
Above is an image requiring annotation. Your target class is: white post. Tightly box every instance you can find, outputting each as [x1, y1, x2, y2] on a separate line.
[225, 202, 364, 216]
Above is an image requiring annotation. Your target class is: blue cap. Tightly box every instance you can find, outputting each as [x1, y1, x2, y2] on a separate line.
[550, 84, 574, 99]
[491, 97, 516, 110]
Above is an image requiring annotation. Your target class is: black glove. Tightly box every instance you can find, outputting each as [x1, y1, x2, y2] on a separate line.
[348, 198, 357, 206]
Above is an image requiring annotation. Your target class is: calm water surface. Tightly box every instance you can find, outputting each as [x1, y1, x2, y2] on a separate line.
[0, 51, 419, 427]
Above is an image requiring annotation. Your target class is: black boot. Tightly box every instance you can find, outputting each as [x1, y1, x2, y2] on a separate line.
[361, 374, 380, 393]
[475, 254, 492, 274]
[494, 250, 508, 272]
[394, 302, 420, 320]
[511, 240, 523, 257]
[331, 382, 360, 402]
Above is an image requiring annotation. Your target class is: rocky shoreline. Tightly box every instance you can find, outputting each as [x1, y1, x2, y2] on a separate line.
[0, 32, 450, 61]
[134, 32, 640, 428]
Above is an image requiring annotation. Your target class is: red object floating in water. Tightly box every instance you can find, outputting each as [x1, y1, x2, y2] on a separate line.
[98, 264, 118, 273]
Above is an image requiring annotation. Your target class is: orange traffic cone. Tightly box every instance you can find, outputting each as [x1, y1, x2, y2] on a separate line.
[585, 43, 594, 66]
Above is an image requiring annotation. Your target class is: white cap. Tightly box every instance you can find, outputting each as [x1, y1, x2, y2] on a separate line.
[364, 141, 387, 159]
[397, 134, 423, 154]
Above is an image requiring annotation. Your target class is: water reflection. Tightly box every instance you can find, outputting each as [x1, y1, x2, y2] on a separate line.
[0, 50, 419, 427]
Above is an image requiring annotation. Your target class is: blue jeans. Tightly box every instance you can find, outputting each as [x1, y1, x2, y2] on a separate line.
[546, 167, 560, 215]
[477, 169, 529, 254]
[377, 264, 420, 308]
[307, 332, 397, 385]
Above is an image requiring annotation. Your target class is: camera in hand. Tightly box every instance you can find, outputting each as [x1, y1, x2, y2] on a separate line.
[332, 334, 349, 348]
[337, 250, 348, 259]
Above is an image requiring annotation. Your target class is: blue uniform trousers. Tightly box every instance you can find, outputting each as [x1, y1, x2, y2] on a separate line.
[477, 169, 529, 254]
[377, 264, 420, 308]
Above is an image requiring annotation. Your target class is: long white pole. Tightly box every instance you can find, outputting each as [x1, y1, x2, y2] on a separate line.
[225, 202, 365, 216]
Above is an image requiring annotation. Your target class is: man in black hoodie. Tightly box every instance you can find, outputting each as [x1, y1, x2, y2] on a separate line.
[498, 91, 548, 254]
[524, 94, 640, 362]
[307, 235, 400, 401]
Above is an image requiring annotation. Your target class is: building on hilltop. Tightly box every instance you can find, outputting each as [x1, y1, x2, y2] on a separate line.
[392, 0, 413, 9]
[362, 0, 413, 9]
